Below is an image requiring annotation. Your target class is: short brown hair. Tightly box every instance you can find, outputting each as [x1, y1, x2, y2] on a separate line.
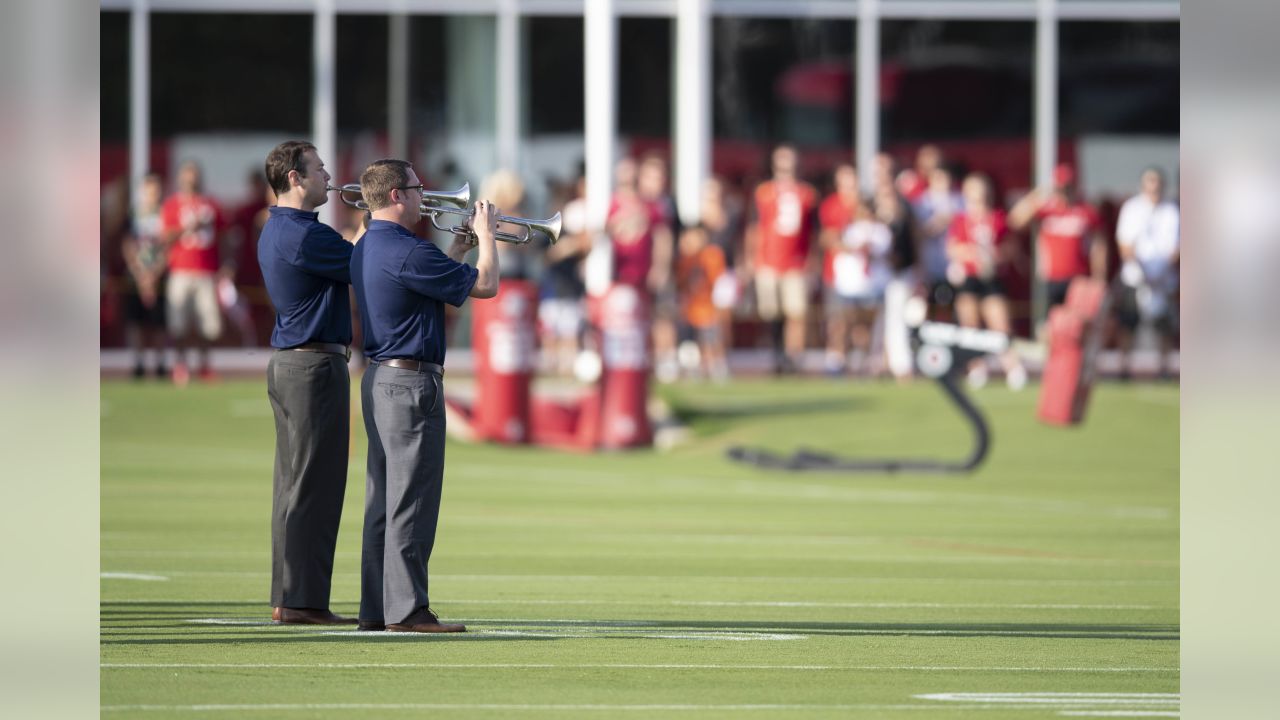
[360, 159, 413, 211]
[265, 141, 317, 196]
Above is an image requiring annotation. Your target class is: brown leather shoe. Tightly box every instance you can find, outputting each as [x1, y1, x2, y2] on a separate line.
[385, 607, 466, 633]
[275, 607, 358, 625]
[357, 620, 386, 632]
[271, 607, 282, 622]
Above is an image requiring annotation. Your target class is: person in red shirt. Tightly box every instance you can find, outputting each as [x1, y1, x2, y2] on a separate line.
[606, 156, 674, 378]
[745, 145, 819, 374]
[946, 172, 1027, 390]
[606, 157, 670, 294]
[818, 163, 860, 375]
[1009, 162, 1106, 310]
[161, 160, 229, 384]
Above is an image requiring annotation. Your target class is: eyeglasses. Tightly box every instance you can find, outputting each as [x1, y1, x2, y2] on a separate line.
[397, 185, 423, 193]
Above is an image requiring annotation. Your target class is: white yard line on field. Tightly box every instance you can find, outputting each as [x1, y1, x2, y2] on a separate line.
[407, 598, 1171, 610]
[100, 570, 1179, 587]
[164, 617, 1176, 641]
[916, 693, 1180, 718]
[314, 630, 808, 641]
[98, 548, 1177, 566]
[449, 622, 1177, 639]
[449, 554, 1182, 568]
[100, 573, 168, 581]
[1059, 707, 1177, 712]
[102, 662, 1178, 673]
[918, 693, 1178, 706]
[112, 598, 1173, 611]
[580, 533, 888, 546]
[669, 601, 1166, 610]
[100, 702, 1175, 714]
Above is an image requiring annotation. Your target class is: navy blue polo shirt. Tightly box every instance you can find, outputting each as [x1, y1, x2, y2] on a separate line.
[351, 220, 477, 364]
[257, 206, 353, 348]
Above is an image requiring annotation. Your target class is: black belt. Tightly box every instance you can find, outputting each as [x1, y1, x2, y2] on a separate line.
[379, 358, 444, 375]
[286, 342, 351, 360]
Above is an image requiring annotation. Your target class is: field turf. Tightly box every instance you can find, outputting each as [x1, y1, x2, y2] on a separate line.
[101, 376, 1179, 718]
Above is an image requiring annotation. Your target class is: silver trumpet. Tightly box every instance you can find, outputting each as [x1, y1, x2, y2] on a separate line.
[424, 204, 562, 246]
[329, 183, 560, 245]
[330, 182, 471, 211]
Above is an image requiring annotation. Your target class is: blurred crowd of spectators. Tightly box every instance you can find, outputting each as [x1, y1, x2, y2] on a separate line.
[104, 160, 270, 383]
[521, 144, 1178, 386]
[101, 144, 1179, 386]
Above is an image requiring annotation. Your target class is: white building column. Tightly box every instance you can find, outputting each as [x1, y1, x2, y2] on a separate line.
[496, 0, 520, 171]
[856, 0, 879, 188]
[1032, 0, 1058, 326]
[313, 0, 337, 225]
[674, 0, 710, 227]
[129, 0, 150, 208]
[1034, 0, 1057, 190]
[388, 11, 410, 159]
[584, 0, 617, 231]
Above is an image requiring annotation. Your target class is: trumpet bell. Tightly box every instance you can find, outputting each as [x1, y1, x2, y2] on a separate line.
[426, 207, 563, 245]
[494, 211, 562, 245]
[423, 182, 470, 209]
[529, 212, 562, 245]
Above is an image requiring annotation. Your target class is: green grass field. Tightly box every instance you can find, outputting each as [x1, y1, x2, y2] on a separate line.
[101, 376, 1179, 718]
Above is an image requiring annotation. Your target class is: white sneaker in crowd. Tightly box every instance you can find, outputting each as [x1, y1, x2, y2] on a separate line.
[967, 364, 989, 389]
[655, 359, 680, 384]
[1006, 364, 1028, 391]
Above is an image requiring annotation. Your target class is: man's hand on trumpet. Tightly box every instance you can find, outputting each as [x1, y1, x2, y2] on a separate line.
[447, 200, 499, 261]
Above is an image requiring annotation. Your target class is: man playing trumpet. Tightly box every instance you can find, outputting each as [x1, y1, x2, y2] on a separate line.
[350, 159, 500, 633]
[257, 140, 358, 625]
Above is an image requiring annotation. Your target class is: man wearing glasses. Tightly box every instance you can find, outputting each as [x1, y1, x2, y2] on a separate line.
[350, 159, 500, 633]
[258, 140, 357, 625]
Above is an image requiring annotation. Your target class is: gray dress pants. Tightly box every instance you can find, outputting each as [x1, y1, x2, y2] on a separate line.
[266, 350, 350, 609]
[358, 362, 448, 625]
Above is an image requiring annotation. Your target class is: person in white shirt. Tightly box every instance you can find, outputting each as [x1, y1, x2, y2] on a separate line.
[832, 199, 892, 375]
[1114, 166, 1180, 379]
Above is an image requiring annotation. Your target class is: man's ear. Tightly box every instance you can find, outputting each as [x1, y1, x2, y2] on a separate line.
[288, 169, 303, 189]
